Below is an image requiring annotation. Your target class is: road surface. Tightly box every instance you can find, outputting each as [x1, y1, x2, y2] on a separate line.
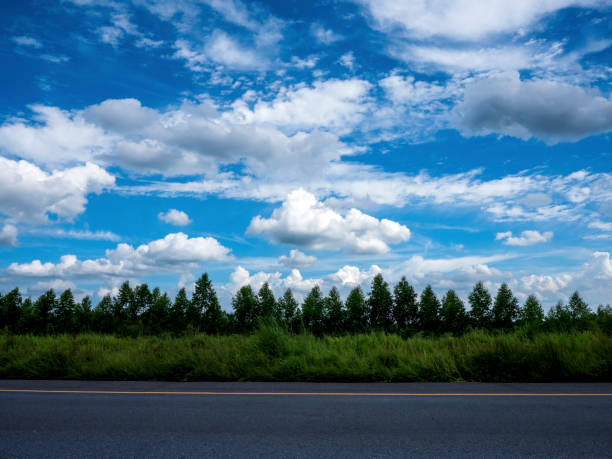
[1, 380, 612, 457]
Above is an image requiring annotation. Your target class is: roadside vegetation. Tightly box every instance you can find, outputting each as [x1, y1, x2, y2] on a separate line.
[1, 273, 611, 381]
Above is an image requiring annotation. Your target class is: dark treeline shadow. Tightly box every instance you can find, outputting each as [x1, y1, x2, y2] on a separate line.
[1, 273, 611, 337]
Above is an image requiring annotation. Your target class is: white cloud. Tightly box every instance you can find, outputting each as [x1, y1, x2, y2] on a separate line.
[158, 209, 192, 226]
[229, 78, 372, 133]
[12, 36, 42, 48]
[97, 12, 141, 46]
[354, 0, 605, 41]
[0, 105, 114, 167]
[7, 232, 232, 279]
[455, 72, 612, 143]
[496, 230, 554, 246]
[521, 273, 572, 293]
[278, 249, 317, 269]
[327, 264, 381, 286]
[339, 52, 355, 70]
[310, 24, 343, 44]
[0, 224, 18, 246]
[291, 55, 318, 69]
[36, 229, 121, 242]
[396, 45, 537, 72]
[40, 54, 70, 63]
[589, 220, 612, 231]
[247, 188, 411, 254]
[0, 157, 114, 223]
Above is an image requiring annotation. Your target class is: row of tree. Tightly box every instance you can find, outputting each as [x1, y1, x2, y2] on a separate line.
[0, 273, 610, 336]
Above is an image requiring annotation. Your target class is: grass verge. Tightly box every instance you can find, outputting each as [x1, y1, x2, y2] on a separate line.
[1, 326, 611, 382]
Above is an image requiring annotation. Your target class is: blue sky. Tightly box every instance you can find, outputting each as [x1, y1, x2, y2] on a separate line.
[1, 0, 611, 309]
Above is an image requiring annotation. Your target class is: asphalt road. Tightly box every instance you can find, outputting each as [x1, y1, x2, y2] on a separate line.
[1, 381, 612, 458]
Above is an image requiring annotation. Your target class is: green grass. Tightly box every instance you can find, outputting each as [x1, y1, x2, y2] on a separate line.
[1, 326, 611, 382]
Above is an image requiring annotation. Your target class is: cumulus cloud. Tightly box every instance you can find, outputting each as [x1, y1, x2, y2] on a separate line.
[158, 209, 192, 226]
[247, 189, 411, 254]
[278, 249, 317, 269]
[7, 232, 232, 280]
[0, 157, 114, 223]
[0, 224, 18, 246]
[455, 72, 612, 143]
[496, 230, 554, 246]
[327, 264, 382, 286]
[354, 0, 604, 41]
[229, 78, 372, 133]
[0, 105, 114, 167]
[521, 273, 572, 293]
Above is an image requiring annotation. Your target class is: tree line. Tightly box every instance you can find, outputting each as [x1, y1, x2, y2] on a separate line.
[1, 273, 611, 337]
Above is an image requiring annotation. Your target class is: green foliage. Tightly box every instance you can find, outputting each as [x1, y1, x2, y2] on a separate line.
[0, 288, 22, 332]
[345, 287, 369, 334]
[33, 289, 56, 335]
[256, 282, 278, 320]
[521, 295, 544, 327]
[596, 305, 612, 335]
[468, 281, 492, 329]
[193, 273, 223, 334]
[232, 285, 258, 333]
[144, 293, 171, 335]
[302, 285, 324, 336]
[56, 289, 76, 334]
[1, 330, 610, 382]
[492, 283, 519, 330]
[368, 274, 393, 331]
[170, 288, 190, 333]
[568, 291, 590, 321]
[418, 285, 441, 333]
[277, 289, 299, 331]
[393, 277, 418, 333]
[323, 287, 345, 335]
[0, 274, 607, 339]
[440, 289, 467, 335]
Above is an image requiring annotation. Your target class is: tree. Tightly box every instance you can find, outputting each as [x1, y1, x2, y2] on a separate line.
[33, 289, 57, 334]
[114, 281, 133, 321]
[131, 284, 152, 322]
[345, 287, 369, 334]
[302, 285, 324, 335]
[56, 289, 76, 334]
[368, 274, 393, 332]
[256, 282, 278, 320]
[170, 288, 190, 333]
[418, 285, 441, 334]
[546, 300, 572, 332]
[232, 285, 258, 333]
[93, 295, 115, 334]
[74, 296, 93, 333]
[144, 292, 170, 335]
[17, 298, 35, 334]
[323, 287, 345, 335]
[0, 288, 22, 332]
[440, 289, 467, 335]
[393, 277, 418, 333]
[520, 295, 544, 327]
[567, 291, 590, 321]
[468, 282, 492, 329]
[492, 283, 519, 330]
[193, 273, 223, 334]
[277, 289, 299, 331]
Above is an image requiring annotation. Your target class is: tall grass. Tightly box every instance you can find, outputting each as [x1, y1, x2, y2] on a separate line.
[1, 327, 611, 382]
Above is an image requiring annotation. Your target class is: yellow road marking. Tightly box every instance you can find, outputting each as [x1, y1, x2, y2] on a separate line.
[1, 389, 612, 396]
